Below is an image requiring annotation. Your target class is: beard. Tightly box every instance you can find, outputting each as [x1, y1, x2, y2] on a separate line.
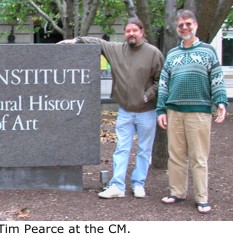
[177, 28, 197, 40]
[127, 37, 137, 47]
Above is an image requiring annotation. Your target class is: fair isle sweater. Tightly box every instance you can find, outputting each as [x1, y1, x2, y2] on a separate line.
[75, 36, 164, 112]
[156, 39, 228, 115]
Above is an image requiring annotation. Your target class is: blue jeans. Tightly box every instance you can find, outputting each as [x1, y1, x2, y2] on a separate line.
[109, 108, 157, 191]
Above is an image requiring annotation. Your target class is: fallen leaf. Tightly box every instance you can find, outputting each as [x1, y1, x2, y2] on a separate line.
[18, 213, 31, 219]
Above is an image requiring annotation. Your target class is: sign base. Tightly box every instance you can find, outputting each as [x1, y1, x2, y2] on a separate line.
[0, 166, 83, 191]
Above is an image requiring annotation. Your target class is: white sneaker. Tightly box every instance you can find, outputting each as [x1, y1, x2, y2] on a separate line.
[98, 184, 125, 198]
[133, 186, 145, 198]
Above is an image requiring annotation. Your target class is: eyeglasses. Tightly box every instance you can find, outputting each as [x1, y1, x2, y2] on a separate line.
[177, 22, 193, 29]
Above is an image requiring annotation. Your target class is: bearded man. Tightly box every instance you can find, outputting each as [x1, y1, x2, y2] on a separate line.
[58, 17, 164, 199]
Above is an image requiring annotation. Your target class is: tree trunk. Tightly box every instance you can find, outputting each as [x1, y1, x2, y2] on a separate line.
[162, 0, 180, 56]
[184, 0, 233, 43]
[124, 0, 137, 17]
[80, 0, 100, 36]
[151, 0, 178, 170]
[73, 0, 79, 37]
[136, 0, 155, 44]
[65, 0, 75, 39]
[152, 126, 168, 169]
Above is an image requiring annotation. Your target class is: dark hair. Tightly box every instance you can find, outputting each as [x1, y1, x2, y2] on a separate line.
[176, 9, 197, 22]
[124, 17, 144, 30]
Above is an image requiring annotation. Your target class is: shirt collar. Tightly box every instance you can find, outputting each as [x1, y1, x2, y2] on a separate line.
[180, 37, 200, 48]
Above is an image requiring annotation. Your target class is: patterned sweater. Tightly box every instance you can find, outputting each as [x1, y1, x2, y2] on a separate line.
[157, 39, 228, 115]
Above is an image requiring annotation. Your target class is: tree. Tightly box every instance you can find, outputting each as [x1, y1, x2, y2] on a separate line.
[94, 0, 126, 37]
[1, 1, 232, 45]
[0, 0, 100, 39]
[0, 0, 126, 39]
[30, 0, 101, 38]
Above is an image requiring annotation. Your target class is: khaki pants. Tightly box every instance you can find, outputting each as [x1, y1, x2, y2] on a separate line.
[167, 109, 212, 203]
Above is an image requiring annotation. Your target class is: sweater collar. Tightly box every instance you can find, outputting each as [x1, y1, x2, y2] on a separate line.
[180, 37, 200, 48]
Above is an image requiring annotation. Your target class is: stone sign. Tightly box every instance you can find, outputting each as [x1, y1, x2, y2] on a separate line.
[0, 44, 101, 190]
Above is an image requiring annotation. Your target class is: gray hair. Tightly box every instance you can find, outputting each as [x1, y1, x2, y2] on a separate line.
[176, 9, 197, 22]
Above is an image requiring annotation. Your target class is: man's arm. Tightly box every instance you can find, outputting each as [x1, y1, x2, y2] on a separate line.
[156, 63, 169, 115]
[57, 38, 77, 44]
[57, 36, 105, 45]
[144, 51, 164, 102]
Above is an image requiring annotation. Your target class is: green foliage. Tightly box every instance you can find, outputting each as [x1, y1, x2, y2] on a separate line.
[150, 0, 164, 28]
[0, 0, 127, 37]
[224, 8, 233, 30]
[0, 0, 58, 31]
[94, 0, 126, 35]
[177, 0, 184, 9]
[0, 0, 30, 24]
[149, 0, 184, 28]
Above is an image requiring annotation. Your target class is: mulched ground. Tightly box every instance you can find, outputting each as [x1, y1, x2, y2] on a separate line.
[0, 111, 232, 221]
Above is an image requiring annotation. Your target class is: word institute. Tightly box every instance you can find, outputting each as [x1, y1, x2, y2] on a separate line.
[0, 68, 91, 85]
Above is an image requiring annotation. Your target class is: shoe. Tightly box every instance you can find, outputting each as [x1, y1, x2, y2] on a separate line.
[161, 195, 186, 204]
[133, 186, 145, 198]
[196, 203, 211, 214]
[98, 184, 125, 198]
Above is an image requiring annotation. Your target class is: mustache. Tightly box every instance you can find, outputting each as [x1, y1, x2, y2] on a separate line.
[177, 29, 197, 40]
[127, 36, 136, 40]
